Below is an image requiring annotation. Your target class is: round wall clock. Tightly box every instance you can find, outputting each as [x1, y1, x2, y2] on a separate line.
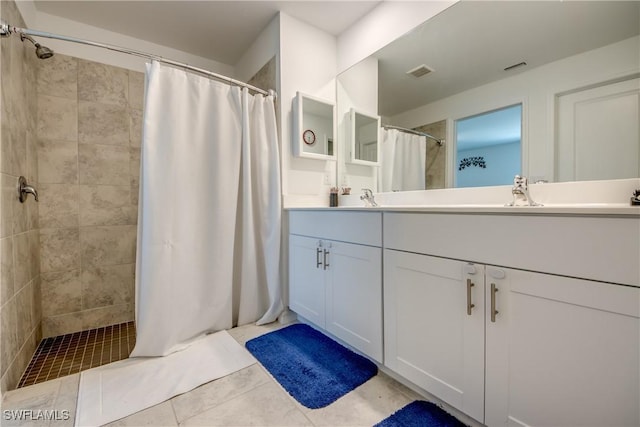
[303, 129, 316, 145]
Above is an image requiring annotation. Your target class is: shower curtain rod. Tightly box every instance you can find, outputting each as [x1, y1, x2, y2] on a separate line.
[0, 22, 273, 97]
[383, 124, 444, 146]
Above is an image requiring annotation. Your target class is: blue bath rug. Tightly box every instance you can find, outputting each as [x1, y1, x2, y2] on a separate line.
[375, 401, 467, 427]
[245, 323, 377, 409]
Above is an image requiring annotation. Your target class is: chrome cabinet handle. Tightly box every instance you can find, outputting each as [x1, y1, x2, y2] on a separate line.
[490, 283, 499, 322]
[323, 249, 329, 270]
[316, 247, 322, 268]
[466, 279, 475, 315]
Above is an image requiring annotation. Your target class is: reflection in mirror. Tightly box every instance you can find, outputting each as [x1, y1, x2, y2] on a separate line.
[336, 1, 639, 193]
[350, 108, 380, 165]
[293, 92, 335, 159]
[455, 104, 522, 188]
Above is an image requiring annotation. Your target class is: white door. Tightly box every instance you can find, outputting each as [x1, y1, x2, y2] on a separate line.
[384, 250, 485, 422]
[326, 241, 382, 362]
[485, 267, 640, 427]
[556, 78, 640, 182]
[289, 235, 326, 327]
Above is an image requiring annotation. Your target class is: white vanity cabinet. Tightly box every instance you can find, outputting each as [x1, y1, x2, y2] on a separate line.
[384, 212, 640, 427]
[288, 210, 383, 362]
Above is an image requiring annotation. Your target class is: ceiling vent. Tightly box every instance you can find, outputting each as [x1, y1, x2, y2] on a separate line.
[406, 64, 434, 78]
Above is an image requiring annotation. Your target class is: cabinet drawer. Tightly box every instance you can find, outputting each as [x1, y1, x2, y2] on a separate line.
[384, 212, 640, 286]
[289, 210, 382, 247]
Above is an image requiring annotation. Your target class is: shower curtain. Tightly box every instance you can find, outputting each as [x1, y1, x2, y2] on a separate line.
[379, 129, 427, 192]
[131, 61, 282, 357]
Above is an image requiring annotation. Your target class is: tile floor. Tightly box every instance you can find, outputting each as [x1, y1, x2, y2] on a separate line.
[2, 322, 480, 427]
[18, 322, 136, 388]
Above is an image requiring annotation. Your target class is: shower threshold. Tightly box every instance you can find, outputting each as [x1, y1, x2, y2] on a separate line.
[18, 321, 136, 388]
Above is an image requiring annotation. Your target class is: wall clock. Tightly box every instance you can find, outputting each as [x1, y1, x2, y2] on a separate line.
[303, 129, 316, 145]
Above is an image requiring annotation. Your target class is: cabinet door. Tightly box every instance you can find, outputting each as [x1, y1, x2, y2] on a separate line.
[485, 267, 640, 427]
[384, 250, 485, 422]
[326, 241, 382, 362]
[289, 235, 326, 327]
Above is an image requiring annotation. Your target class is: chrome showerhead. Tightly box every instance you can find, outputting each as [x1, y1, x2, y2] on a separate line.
[20, 33, 54, 59]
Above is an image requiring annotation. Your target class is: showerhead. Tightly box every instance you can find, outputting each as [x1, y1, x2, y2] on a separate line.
[20, 33, 54, 59]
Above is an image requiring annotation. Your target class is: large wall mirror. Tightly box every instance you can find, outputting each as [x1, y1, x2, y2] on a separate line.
[336, 1, 640, 192]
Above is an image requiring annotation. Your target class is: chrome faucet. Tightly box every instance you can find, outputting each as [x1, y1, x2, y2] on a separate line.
[506, 175, 541, 207]
[360, 188, 378, 207]
[18, 176, 38, 203]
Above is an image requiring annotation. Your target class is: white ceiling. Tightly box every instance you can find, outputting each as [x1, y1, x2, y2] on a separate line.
[33, 0, 381, 65]
[375, 1, 640, 117]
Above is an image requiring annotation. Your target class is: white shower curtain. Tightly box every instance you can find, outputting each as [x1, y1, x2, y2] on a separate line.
[379, 129, 427, 192]
[132, 61, 282, 357]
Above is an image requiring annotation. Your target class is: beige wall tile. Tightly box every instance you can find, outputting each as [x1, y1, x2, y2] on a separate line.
[79, 185, 136, 226]
[0, 108, 14, 174]
[78, 60, 128, 107]
[28, 229, 40, 280]
[130, 147, 140, 188]
[40, 228, 80, 273]
[9, 126, 26, 180]
[81, 263, 134, 310]
[129, 108, 143, 147]
[42, 311, 83, 337]
[37, 54, 78, 100]
[38, 140, 78, 184]
[41, 269, 81, 317]
[15, 282, 34, 346]
[30, 275, 42, 334]
[79, 101, 129, 146]
[78, 144, 129, 185]
[80, 225, 136, 267]
[1, 237, 15, 305]
[81, 303, 133, 331]
[128, 71, 145, 110]
[37, 95, 78, 142]
[13, 231, 31, 290]
[0, 174, 14, 238]
[38, 183, 79, 229]
[1, 302, 18, 378]
[25, 129, 38, 186]
[12, 187, 28, 236]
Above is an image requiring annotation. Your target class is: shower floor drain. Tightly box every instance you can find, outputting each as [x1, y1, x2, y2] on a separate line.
[17, 321, 136, 388]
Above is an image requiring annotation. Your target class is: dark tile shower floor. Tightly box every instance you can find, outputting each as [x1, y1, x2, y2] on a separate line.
[18, 321, 136, 388]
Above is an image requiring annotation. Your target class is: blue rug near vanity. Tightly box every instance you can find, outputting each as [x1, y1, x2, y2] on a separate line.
[245, 323, 377, 409]
[375, 401, 467, 427]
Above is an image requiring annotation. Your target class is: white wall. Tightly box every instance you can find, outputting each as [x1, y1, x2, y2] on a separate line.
[14, 2, 233, 74]
[336, 1, 456, 73]
[235, 15, 279, 83]
[390, 36, 640, 184]
[279, 12, 337, 207]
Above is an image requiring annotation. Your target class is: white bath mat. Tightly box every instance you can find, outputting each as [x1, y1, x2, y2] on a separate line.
[75, 330, 255, 426]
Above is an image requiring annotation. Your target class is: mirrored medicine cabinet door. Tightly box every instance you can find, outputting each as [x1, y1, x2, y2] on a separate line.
[349, 108, 380, 166]
[293, 92, 336, 160]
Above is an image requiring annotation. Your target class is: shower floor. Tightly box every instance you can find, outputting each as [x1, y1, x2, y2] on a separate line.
[18, 321, 136, 388]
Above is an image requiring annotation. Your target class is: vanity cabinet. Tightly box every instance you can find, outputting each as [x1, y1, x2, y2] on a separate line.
[288, 211, 383, 362]
[384, 212, 640, 427]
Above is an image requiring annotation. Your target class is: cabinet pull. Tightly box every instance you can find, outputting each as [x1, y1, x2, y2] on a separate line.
[323, 249, 330, 270]
[490, 283, 499, 322]
[466, 279, 475, 315]
[316, 247, 322, 268]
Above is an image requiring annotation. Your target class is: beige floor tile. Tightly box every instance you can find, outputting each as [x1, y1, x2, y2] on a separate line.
[226, 321, 289, 346]
[171, 364, 269, 423]
[180, 382, 312, 427]
[303, 374, 413, 427]
[1, 378, 62, 427]
[103, 401, 177, 427]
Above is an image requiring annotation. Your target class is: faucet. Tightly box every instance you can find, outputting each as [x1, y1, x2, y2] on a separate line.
[506, 175, 541, 207]
[18, 176, 38, 203]
[360, 188, 378, 207]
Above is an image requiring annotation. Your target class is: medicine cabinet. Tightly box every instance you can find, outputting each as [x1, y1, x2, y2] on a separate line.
[293, 92, 336, 160]
[349, 108, 380, 166]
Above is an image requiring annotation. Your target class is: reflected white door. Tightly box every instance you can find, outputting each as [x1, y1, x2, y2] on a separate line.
[557, 78, 640, 182]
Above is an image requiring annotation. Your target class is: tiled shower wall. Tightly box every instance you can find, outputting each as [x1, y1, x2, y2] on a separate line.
[0, 0, 43, 392]
[415, 120, 446, 190]
[36, 54, 143, 338]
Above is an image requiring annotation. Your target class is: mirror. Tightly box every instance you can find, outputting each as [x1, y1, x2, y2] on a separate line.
[349, 108, 380, 165]
[337, 1, 640, 192]
[293, 91, 335, 160]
